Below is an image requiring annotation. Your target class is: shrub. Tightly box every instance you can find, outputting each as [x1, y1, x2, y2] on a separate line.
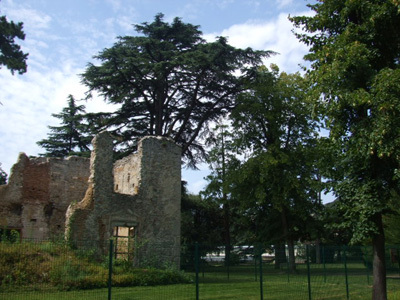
[0, 241, 191, 291]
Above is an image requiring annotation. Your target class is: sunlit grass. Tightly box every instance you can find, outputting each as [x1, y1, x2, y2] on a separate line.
[2, 276, 400, 300]
[1, 242, 400, 300]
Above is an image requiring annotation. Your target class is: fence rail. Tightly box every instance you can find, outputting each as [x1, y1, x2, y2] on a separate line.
[1, 239, 400, 299]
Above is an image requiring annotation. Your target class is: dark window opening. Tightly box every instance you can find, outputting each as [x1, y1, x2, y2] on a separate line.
[44, 202, 54, 217]
[10, 203, 22, 216]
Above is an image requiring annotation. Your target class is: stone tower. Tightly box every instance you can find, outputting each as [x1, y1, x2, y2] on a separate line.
[65, 132, 181, 267]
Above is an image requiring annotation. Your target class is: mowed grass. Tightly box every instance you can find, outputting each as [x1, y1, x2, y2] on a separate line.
[2, 264, 400, 300]
[2, 280, 400, 300]
[1, 242, 400, 300]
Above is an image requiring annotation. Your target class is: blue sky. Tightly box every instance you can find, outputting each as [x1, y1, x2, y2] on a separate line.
[0, 0, 314, 194]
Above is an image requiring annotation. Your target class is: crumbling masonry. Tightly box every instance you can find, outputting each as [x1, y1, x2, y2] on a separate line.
[0, 133, 181, 267]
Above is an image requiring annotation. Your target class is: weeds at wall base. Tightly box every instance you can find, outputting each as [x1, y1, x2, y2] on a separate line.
[0, 240, 191, 292]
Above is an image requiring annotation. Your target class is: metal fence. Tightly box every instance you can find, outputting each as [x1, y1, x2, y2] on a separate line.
[193, 243, 400, 300]
[1, 239, 400, 300]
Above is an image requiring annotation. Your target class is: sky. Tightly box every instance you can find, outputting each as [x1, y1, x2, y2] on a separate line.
[0, 0, 314, 195]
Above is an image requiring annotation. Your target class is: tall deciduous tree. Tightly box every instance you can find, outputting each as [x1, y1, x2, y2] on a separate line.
[291, 1, 400, 298]
[0, 13, 28, 74]
[37, 95, 92, 157]
[181, 182, 224, 268]
[201, 124, 241, 264]
[81, 13, 271, 166]
[230, 66, 320, 272]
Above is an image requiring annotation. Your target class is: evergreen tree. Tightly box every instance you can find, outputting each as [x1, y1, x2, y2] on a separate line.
[0, 163, 7, 185]
[82, 13, 271, 166]
[37, 95, 92, 157]
[0, 13, 28, 74]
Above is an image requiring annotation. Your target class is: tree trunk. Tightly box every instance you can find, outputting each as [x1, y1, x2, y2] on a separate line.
[223, 202, 231, 266]
[274, 243, 286, 269]
[315, 239, 321, 264]
[154, 84, 164, 136]
[287, 238, 296, 272]
[281, 208, 296, 272]
[372, 213, 387, 300]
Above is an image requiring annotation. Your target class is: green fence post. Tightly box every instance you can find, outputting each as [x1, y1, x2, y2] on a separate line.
[202, 252, 205, 279]
[259, 245, 264, 300]
[364, 246, 370, 285]
[397, 248, 400, 277]
[306, 245, 312, 300]
[254, 248, 258, 282]
[226, 245, 230, 281]
[343, 246, 349, 300]
[195, 242, 199, 300]
[322, 245, 327, 283]
[287, 249, 290, 283]
[108, 239, 113, 300]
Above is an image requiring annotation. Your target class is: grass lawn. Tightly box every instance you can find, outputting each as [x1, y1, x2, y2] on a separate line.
[2, 258, 400, 300]
[2, 274, 400, 300]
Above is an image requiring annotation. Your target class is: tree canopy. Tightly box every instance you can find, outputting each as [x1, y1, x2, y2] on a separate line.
[0, 14, 28, 74]
[37, 95, 92, 157]
[290, 1, 400, 298]
[228, 66, 321, 271]
[82, 13, 271, 166]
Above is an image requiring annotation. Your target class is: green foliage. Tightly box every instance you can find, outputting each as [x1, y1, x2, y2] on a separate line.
[180, 183, 224, 268]
[291, 0, 400, 244]
[0, 228, 20, 243]
[37, 95, 92, 157]
[384, 197, 400, 245]
[0, 14, 28, 74]
[0, 241, 190, 291]
[0, 163, 7, 185]
[112, 268, 191, 287]
[81, 13, 271, 166]
[201, 124, 243, 263]
[291, 1, 400, 297]
[228, 66, 322, 245]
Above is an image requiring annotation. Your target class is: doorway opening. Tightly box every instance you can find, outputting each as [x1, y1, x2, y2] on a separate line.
[113, 226, 135, 261]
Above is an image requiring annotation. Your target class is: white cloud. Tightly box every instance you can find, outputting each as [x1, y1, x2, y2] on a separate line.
[0, 0, 315, 194]
[4, 5, 52, 34]
[0, 62, 116, 176]
[204, 12, 310, 73]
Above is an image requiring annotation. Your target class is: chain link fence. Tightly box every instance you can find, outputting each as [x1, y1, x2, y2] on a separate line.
[1, 238, 400, 299]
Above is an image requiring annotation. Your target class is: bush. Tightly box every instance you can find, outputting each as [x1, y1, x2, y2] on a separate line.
[0, 241, 191, 291]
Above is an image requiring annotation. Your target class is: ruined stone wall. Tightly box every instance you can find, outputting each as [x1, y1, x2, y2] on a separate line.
[0, 154, 90, 240]
[133, 136, 181, 266]
[66, 133, 182, 268]
[113, 154, 141, 195]
[0, 153, 27, 232]
[1, 133, 182, 268]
